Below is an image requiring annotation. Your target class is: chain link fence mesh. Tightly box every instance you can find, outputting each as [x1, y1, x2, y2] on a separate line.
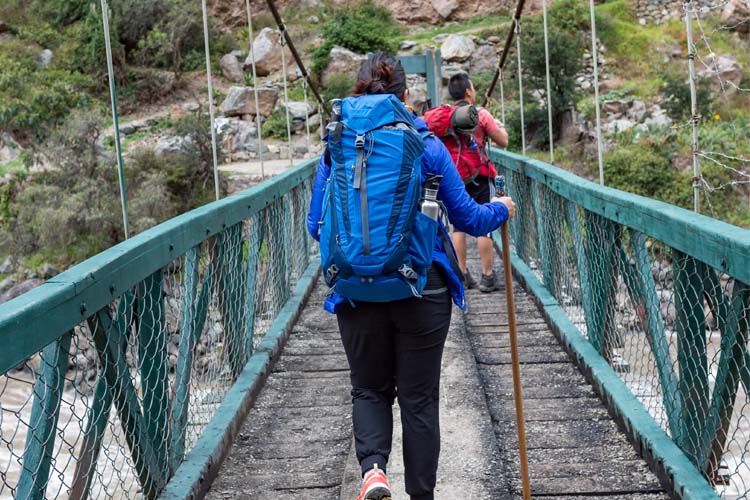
[0, 176, 315, 500]
[502, 164, 750, 498]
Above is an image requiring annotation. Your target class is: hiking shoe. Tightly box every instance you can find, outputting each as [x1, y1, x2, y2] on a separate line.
[464, 269, 477, 289]
[479, 271, 501, 293]
[356, 464, 392, 500]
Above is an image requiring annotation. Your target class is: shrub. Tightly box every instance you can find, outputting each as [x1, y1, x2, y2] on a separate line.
[322, 73, 355, 102]
[661, 71, 713, 120]
[312, 0, 400, 76]
[603, 143, 680, 200]
[7, 111, 177, 262]
[262, 110, 291, 140]
[0, 41, 93, 141]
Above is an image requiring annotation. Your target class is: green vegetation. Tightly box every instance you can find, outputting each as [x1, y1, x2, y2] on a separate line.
[262, 110, 291, 140]
[312, 0, 401, 76]
[322, 73, 356, 102]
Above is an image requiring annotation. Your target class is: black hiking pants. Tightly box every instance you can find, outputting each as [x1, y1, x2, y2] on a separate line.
[336, 269, 452, 500]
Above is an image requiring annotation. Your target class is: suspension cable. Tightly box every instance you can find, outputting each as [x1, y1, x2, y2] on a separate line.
[245, 0, 265, 179]
[280, 32, 294, 167]
[516, 19, 526, 155]
[499, 68, 506, 125]
[99, 0, 129, 239]
[303, 78, 311, 151]
[265, 0, 328, 116]
[541, 0, 554, 162]
[588, 0, 605, 185]
[683, 0, 701, 213]
[201, 0, 221, 200]
[482, 0, 527, 106]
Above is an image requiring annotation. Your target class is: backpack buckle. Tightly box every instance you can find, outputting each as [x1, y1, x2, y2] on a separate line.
[354, 135, 365, 149]
[325, 264, 340, 284]
[398, 264, 418, 282]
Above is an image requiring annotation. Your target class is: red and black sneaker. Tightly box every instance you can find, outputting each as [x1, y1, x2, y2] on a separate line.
[356, 464, 392, 500]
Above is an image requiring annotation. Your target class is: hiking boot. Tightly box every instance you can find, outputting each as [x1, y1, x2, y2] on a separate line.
[463, 269, 477, 289]
[356, 464, 392, 500]
[479, 271, 501, 293]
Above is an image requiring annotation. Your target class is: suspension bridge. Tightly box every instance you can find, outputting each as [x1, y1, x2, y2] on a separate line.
[1, 0, 750, 498]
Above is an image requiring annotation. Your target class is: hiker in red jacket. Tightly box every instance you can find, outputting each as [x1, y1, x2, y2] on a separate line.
[424, 73, 509, 292]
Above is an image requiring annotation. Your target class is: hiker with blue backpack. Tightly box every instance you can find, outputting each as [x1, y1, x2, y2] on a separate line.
[306, 53, 516, 500]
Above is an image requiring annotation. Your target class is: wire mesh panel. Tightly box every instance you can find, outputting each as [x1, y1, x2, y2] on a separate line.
[495, 150, 750, 498]
[0, 167, 316, 499]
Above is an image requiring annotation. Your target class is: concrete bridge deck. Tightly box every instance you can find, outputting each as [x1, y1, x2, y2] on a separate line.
[204, 245, 672, 500]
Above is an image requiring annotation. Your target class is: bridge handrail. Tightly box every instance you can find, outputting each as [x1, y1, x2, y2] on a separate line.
[0, 159, 318, 500]
[490, 147, 750, 499]
[493, 149, 750, 283]
[0, 161, 317, 375]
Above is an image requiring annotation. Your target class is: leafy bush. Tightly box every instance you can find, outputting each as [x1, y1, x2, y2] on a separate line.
[661, 71, 713, 120]
[504, 3, 585, 149]
[602, 143, 686, 201]
[312, 0, 400, 76]
[262, 110, 291, 140]
[322, 73, 355, 102]
[0, 40, 93, 141]
[7, 111, 176, 262]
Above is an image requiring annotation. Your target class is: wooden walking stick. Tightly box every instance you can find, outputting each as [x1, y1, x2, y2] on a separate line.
[495, 175, 532, 500]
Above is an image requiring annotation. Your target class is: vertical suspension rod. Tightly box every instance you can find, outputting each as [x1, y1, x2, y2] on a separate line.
[245, 0, 265, 179]
[588, 0, 605, 185]
[280, 33, 294, 167]
[265, 0, 328, 116]
[100, 0, 130, 239]
[516, 19, 526, 155]
[482, 0, 527, 106]
[201, 0, 221, 200]
[683, 0, 701, 213]
[542, 0, 555, 162]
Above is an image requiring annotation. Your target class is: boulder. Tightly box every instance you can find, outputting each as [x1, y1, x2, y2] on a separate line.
[432, 0, 458, 18]
[641, 106, 672, 128]
[407, 85, 429, 115]
[721, 0, 750, 33]
[37, 49, 53, 67]
[602, 99, 628, 116]
[155, 136, 193, 156]
[181, 102, 200, 113]
[0, 133, 20, 163]
[558, 109, 584, 145]
[441, 63, 468, 82]
[220, 53, 244, 83]
[226, 120, 261, 154]
[400, 40, 418, 51]
[221, 86, 279, 117]
[698, 54, 744, 94]
[469, 44, 498, 74]
[322, 46, 367, 86]
[0, 256, 16, 274]
[39, 263, 58, 279]
[281, 101, 317, 120]
[441, 35, 475, 63]
[627, 100, 647, 122]
[0, 278, 44, 304]
[243, 28, 291, 77]
[604, 117, 636, 134]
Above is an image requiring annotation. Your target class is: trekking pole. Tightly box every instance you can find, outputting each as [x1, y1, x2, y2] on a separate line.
[495, 175, 532, 500]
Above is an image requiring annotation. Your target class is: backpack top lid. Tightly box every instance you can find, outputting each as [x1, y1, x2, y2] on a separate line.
[341, 93, 414, 134]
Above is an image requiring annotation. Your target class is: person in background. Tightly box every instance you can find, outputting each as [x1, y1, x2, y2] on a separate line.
[437, 73, 509, 293]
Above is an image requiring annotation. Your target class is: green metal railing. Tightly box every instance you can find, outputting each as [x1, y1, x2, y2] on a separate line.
[490, 148, 750, 499]
[0, 159, 318, 500]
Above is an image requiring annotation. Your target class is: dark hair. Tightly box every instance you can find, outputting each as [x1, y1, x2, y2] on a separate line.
[448, 73, 472, 101]
[351, 52, 407, 97]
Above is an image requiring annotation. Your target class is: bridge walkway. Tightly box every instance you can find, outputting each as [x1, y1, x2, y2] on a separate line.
[205, 243, 672, 500]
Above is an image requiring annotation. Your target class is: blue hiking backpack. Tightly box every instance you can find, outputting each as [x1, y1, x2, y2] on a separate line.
[318, 94, 438, 302]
